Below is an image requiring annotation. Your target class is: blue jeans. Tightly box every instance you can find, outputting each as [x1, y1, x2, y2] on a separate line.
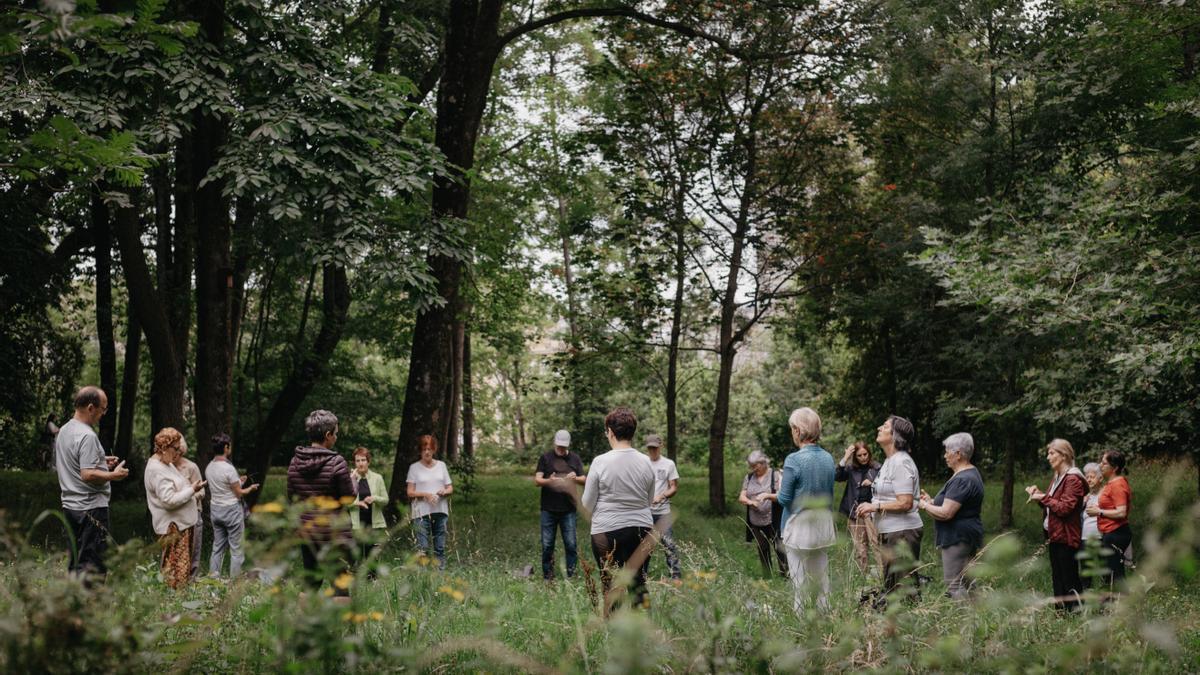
[414, 513, 448, 569]
[540, 510, 578, 579]
[652, 512, 681, 578]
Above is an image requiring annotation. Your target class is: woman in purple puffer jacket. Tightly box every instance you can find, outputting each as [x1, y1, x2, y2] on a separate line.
[287, 409, 354, 599]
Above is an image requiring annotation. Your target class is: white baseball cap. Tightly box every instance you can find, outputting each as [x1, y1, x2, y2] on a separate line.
[554, 429, 571, 447]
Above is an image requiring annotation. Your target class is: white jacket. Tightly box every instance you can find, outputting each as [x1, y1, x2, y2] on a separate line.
[144, 456, 198, 535]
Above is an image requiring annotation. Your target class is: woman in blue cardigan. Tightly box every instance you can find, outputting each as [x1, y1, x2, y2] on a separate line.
[776, 407, 837, 614]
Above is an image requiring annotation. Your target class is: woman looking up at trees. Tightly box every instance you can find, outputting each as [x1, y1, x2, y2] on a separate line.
[1026, 439, 1087, 611]
[856, 415, 922, 604]
[1087, 450, 1133, 590]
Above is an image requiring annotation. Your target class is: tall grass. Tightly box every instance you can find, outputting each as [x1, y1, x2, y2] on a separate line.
[1, 461, 1197, 672]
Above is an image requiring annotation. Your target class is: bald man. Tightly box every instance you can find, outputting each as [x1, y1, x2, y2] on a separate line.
[54, 386, 129, 580]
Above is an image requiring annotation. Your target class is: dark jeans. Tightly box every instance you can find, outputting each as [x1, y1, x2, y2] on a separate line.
[64, 506, 109, 579]
[1048, 542, 1082, 610]
[651, 512, 682, 579]
[299, 540, 352, 597]
[749, 522, 789, 577]
[540, 510, 578, 579]
[591, 526, 650, 611]
[880, 527, 923, 599]
[414, 513, 448, 569]
[1100, 524, 1132, 589]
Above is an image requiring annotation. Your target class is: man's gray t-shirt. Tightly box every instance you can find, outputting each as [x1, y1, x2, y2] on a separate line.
[55, 418, 109, 510]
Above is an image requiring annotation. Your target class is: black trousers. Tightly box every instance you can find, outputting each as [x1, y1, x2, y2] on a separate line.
[64, 507, 110, 579]
[1048, 542, 1082, 610]
[300, 540, 352, 597]
[880, 527, 923, 598]
[591, 526, 650, 610]
[1100, 524, 1132, 589]
[749, 523, 789, 576]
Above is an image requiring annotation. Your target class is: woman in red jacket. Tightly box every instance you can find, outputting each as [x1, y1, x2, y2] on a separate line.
[1086, 450, 1132, 589]
[1025, 438, 1087, 611]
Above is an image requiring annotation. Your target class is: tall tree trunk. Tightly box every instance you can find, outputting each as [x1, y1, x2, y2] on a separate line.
[390, 0, 502, 506]
[665, 211, 686, 462]
[115, 312, 141, 460]
[508, 358, 528, 454]
[191, 0, 232, 473]
[244, 264, 351, 505]
[114, 205, 186, 432]
[461, 324, 474, 459]
[706, 139, 756, 515]
[1001, 433, 1015, 529]
[445, 319, 465, 461]
[372, 0, 396, 73]
[91, 193, 117, 451]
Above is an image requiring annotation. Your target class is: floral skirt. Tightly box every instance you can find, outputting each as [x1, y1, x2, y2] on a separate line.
[159, 522, 192, 589]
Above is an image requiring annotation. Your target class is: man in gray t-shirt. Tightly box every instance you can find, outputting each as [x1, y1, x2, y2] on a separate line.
[54, 386, 129, 579]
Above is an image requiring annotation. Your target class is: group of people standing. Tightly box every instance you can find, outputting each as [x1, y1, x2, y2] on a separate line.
[52, 387, 455, 596]
[1027, 440, 1133, 610]
[734, 413, 1131, 613]
[54, 384, 1134, 613]
[535, 408, 681, 612]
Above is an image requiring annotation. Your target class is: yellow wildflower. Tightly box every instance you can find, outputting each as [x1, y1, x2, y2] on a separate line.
[369, 611, 384, 621]
[253, 501, 284, 514]
[334, 573, 354, 590]
[342, 611, 355, 622]
[353, 613, 367, 624]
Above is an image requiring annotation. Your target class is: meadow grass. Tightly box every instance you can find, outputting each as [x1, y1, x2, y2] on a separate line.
[1, 461, 1198, 672]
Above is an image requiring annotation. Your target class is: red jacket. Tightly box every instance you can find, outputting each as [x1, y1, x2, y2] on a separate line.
[1041, 470, 1087, 548]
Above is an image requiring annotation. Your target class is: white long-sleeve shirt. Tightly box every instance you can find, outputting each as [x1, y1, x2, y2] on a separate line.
[144, 456, 198, 535]
[582, 447, 655, 534]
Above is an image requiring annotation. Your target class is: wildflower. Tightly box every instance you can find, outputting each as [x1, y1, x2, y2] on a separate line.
[437, 585, 465, 602]
[369, 611, 383, 621]
[268, 586, 281, 595]
[334, 573, 354, 590]
[882, 183, 897, 191]
[253, 502, 284, 514]
[342, 611, 354, 621]
[339, 496, 355, 506]
[323, 588, 334, 597]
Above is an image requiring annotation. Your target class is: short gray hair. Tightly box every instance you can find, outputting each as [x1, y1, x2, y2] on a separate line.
[747, 450, 769, 466]
[305, 409, 339, 443]
[788, 407, 822, 443]
[1082, 462, 1101, 477]
[943, 432, 974, 461]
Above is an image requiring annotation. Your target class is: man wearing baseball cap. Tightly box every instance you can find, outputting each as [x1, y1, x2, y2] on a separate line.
[534, 429, 586, 580]
[645, 433, 681, 580]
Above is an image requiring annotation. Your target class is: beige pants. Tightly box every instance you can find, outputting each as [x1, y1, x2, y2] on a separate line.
[847, 516, 880, 576]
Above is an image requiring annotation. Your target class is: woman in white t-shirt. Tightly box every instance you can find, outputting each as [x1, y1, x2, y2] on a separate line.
[407, 434, 453, 569]
[855, 415, 922, 602]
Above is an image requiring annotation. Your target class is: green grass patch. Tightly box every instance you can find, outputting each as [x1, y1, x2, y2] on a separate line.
[1, 462, 1197, 672]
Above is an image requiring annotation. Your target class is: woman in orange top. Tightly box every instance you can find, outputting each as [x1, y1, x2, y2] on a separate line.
[1086, 450, 1132, 589]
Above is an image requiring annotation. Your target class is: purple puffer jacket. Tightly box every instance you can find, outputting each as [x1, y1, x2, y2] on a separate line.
[287, 446, 354, 543]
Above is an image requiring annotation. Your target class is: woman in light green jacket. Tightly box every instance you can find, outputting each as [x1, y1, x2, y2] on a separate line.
[351, 447, 390, 567]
